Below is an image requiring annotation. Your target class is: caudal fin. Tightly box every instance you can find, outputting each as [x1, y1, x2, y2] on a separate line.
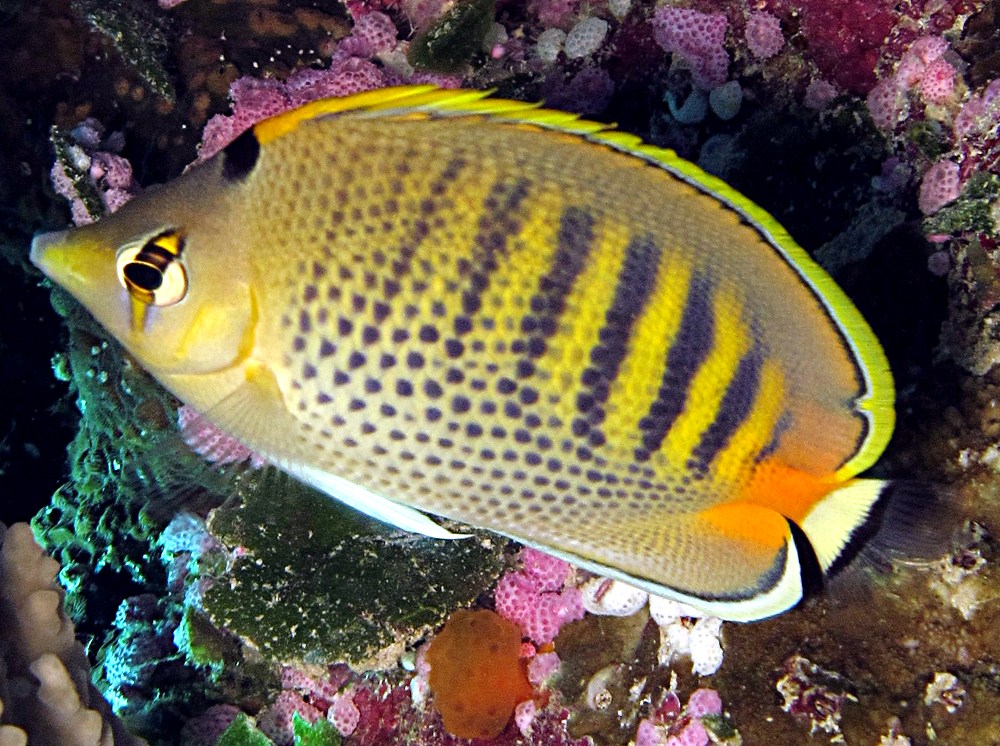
[799, 478, 957, 579]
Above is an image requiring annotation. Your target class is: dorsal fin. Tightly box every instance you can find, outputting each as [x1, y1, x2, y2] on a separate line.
[250, 84, 895, 480]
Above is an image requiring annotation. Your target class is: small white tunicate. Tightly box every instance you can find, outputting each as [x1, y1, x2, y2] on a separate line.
[564, 17, 609, 59]
[665, 89, 708, 124]
[689, 616, 724, 675]
[581, 577, 648, 616]
[657, 620, 691, 666]
[535, 28, 567, 63]
[697, 133, 736, 178]
[709, 80, 743, 121]
[608, 0, 632, 20]
[648, 595, 704, 626]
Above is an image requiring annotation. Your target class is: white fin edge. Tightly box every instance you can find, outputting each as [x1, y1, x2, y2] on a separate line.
[800, 478, 886, 573]
[503, 532, 803, 623]
[288, 461, 471, 540]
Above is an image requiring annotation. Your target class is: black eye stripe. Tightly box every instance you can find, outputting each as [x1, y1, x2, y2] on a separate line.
[138, 243, 177, 269]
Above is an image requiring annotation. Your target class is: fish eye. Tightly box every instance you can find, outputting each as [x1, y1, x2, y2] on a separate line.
[115, 231, 188, 306]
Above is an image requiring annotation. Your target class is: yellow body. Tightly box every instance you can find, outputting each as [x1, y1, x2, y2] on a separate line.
[32, 86, 895, 620]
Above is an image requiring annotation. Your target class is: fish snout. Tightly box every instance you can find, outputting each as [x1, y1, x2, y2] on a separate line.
[29, 229, 70, 274]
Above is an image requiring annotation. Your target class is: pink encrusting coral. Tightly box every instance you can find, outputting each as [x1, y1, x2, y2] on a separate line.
[50, 119, 139, 225]
[199, 59, 392, 160]
[865, 35, 958, 132]
[955, 79, 1000, 138]
[257, 690, 324, 745]
[634, 688, 724, 746]
[494, 548, 585, 645]
[651, 7, 730, 90]
[530, 0, 581, 29]
[327, 690, 361, 736]
[744, 11, 784, 60]
[254, 665, 361, 743]
[918, 160, 962, 216]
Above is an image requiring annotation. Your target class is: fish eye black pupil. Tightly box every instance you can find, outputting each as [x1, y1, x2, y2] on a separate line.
[124, 262, 163, 291]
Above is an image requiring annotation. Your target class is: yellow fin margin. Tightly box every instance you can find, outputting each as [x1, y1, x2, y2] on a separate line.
[250, 84, 895, 478]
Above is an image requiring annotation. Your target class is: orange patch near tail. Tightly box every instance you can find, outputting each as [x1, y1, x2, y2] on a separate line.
[742, 458, 838, 525]
[427, 609, 534, 740]
[698, 501, 790, 551]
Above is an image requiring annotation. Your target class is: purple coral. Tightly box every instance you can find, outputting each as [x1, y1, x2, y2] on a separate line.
[327, 690, 361, 736]
[744, 12, 784, 60]
[865, 35, 958, 131]
[918, 160, 961, 216]
[494, 548, 584, 645]
[198, 53, 390, 161]
[257, 691, 323, 746]
[540, 65, 615, 115]
[345, 11, 398, 56]
[255, 665, 360, 744]
[651, 7, 729, 90]
[530, 0, 581, 30]
[49, 119, 139, 224]
[179, 704, 242, 746]
[635, 688, 724, 746]
[955, 79, 1000, 137]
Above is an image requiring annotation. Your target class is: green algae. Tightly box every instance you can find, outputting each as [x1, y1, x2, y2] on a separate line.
[28, 287, 246, 741]
[924, 172, 1000, 237]
[292, 714, 341, 746]
[408, 0, 495, 73]
[906, 119, 950, 160]
[202, 469, 504, 669]
[216, 714, 272, 746]
[214, 712, 340, 746]
[31, 288, 230, 628]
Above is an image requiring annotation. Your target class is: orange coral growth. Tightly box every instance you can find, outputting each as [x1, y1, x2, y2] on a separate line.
[426, 608, 534, 739]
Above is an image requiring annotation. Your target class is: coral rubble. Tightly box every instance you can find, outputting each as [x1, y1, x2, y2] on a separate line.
[7, 0, 1000, 743]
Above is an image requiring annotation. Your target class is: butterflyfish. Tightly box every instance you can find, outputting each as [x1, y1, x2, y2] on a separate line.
[32, 85, 899, 621]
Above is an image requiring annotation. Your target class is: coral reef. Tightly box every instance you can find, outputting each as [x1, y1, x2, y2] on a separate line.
[0, 521, 142, 745]
[7, 0, 1000, 743]
[494, 548, 585, 646]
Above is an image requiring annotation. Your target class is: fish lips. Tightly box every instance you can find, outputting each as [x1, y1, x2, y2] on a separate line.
[29, 228, 70, 276]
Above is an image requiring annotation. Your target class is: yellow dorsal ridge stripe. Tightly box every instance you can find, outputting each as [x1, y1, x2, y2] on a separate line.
[252, 84, 894, 477]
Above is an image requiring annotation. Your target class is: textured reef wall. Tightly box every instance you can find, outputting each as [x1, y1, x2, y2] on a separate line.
[2, 0, 1000, 744]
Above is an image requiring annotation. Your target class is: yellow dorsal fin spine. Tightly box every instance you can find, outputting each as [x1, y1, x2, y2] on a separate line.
[251, 84, 894, 478]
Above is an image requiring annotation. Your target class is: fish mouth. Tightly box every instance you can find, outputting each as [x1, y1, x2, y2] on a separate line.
[29, 229, 70, 276]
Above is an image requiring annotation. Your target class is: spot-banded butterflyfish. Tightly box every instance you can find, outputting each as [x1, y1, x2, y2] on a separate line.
[31, 85, 898, 621]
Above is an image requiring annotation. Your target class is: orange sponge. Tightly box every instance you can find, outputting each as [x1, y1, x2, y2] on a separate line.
[426, 608, 534, 739]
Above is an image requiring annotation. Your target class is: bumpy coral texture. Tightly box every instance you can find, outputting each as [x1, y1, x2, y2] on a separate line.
[426, 608, 533, 739]
[0, 522, 142, 746]
[494, 548, 585, 644]
[784, 0, 894, 93]
[918, 160, 961, 216]
[866, 36, 958, 131]
[651, 7, 729, 89]
[744, 11, 784, 60]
